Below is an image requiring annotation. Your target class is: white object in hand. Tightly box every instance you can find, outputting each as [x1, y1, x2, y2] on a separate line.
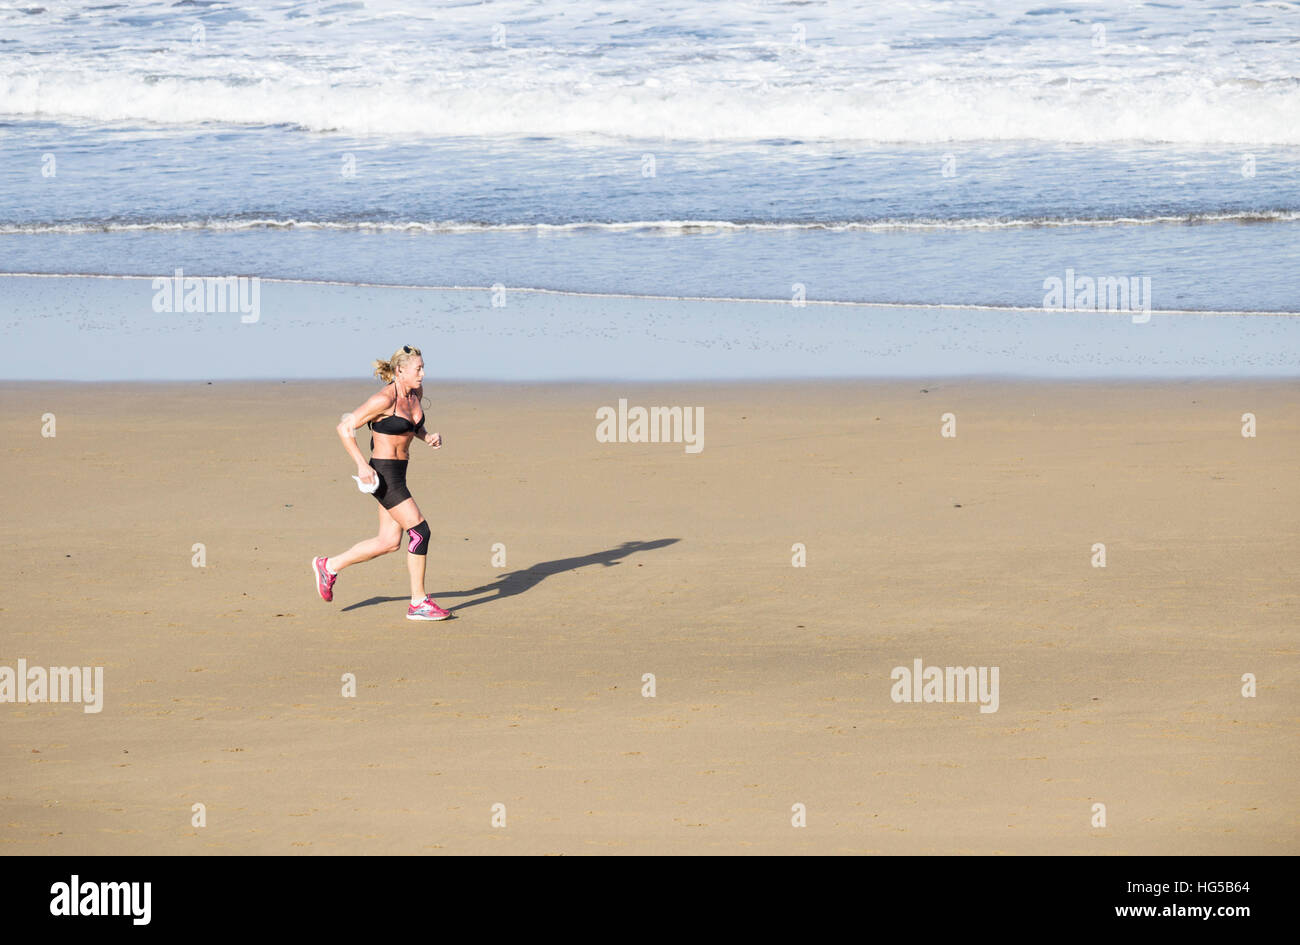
[352, 473, 380, 494]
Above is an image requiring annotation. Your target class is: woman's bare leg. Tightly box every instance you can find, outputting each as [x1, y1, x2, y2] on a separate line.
[406, 545, 426, 605]
[326, 505, 402, 572]
[384, 497, 428, 604]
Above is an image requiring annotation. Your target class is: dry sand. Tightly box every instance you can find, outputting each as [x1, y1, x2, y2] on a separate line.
[1, 379, 1296, 854]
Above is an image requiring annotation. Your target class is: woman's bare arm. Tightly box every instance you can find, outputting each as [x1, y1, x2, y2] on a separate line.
[337, 389, 393, 472]
[413, 389, 441, 447]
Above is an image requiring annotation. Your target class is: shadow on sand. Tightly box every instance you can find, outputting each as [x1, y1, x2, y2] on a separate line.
[339, 538, 680, 616]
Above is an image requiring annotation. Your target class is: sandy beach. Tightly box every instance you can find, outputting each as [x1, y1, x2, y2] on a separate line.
[1, 378, 1296, 854]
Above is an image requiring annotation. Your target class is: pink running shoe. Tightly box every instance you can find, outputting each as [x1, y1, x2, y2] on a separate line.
[313, 556, 337, 602]
[407, 596, 451, 621]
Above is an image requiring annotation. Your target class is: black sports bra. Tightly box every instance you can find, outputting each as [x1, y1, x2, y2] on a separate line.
[369, 383, 423, 436]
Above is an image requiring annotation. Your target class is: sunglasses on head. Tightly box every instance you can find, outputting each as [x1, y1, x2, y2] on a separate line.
[403, 345, 419, 354]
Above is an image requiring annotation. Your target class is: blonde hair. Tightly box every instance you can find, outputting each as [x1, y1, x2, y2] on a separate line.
[373, 345, 422, 383]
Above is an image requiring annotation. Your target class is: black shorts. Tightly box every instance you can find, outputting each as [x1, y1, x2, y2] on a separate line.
[368, 458, 413, 510]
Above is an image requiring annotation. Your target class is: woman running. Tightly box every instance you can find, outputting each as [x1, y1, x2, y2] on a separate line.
[312, 345, 451, 620]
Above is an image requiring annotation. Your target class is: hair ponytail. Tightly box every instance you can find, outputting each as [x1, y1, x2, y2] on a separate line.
[373, 345, 422, 384]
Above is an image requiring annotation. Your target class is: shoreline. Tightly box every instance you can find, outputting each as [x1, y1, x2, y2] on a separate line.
[5, 275, 1300, 382]
[3, 271, 1298, 316]
[6, 375, 1300, 387]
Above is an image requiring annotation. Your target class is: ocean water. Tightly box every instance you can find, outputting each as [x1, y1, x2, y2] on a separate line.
[1, 0, 1298, 376]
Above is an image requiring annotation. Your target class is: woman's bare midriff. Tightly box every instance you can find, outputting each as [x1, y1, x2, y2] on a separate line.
[372, 430, 416, 460]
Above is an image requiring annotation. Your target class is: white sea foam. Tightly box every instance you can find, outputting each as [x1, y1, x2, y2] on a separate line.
[3, 211, 1297, 235]
[4, 71, 1299, 144]
[2, 0, 1298, 144]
